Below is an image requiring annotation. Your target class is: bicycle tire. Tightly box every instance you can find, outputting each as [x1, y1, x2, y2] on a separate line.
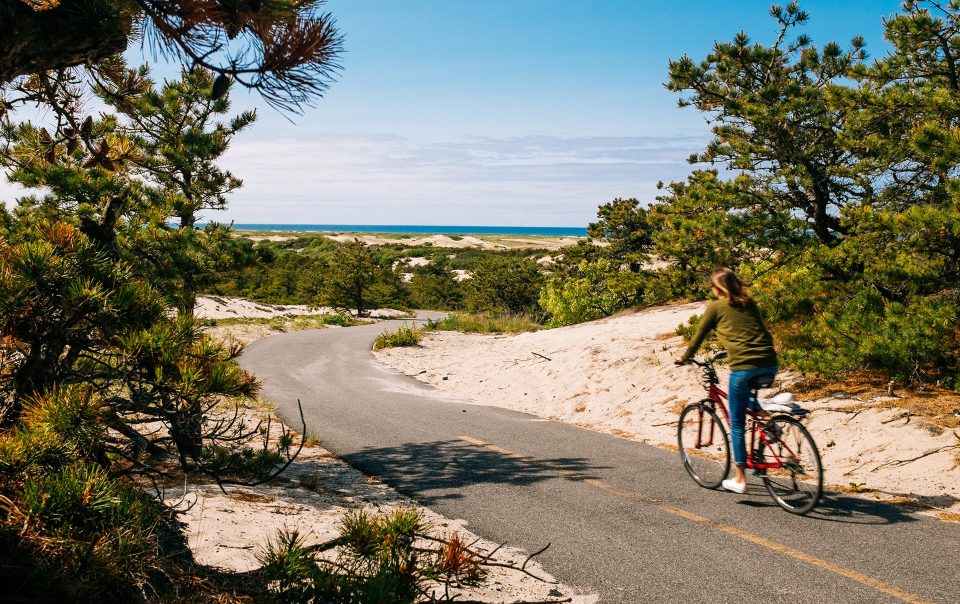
[759, 415, 823, 514]
[678, 401, 730, 489]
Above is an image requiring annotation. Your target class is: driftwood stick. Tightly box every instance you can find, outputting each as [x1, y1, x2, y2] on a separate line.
[880, 412, 914, 425]
[823, 407, 865, 415]
[531, 351, 552, 361]
[448, 598, 573, 604]
[870, 444, 960, 472]
[522, 541, 551, 571]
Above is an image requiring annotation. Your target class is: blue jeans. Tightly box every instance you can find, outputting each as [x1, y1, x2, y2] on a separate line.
[728, 366, 777, 467]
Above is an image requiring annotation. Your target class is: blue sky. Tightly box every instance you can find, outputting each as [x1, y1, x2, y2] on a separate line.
[4, 1, 905, 226]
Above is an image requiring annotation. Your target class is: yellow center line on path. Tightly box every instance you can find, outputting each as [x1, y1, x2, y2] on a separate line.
[458, 435, 936, 604]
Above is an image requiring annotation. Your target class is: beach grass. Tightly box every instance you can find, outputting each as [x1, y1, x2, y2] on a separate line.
[374, 326, 422, 350]
[424, 312, 540, 334]
[208, 313, 358, 331]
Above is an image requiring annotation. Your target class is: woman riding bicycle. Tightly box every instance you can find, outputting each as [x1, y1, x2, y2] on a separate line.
[677, 268, 777, 494]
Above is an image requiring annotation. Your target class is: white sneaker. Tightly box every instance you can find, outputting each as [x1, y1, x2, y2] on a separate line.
[722, 479, 747, 494]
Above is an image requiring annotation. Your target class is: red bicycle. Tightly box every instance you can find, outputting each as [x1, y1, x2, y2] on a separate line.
[677, 353, 823, 515]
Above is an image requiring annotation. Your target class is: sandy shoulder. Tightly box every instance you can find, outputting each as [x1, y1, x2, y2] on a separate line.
[374, 303, 960, 515]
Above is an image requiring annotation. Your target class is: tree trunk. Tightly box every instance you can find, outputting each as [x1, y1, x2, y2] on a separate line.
[176, 212, 197, 319]
[3, 335, 66, 426]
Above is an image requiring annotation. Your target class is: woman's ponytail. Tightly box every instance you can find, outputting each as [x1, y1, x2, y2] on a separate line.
[710, 267, 753, 308]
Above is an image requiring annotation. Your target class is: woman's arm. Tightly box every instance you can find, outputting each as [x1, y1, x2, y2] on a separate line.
[680, 303, 718, 363]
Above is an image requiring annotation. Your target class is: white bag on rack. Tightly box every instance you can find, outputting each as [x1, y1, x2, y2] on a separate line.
[759, 392, 806, 414]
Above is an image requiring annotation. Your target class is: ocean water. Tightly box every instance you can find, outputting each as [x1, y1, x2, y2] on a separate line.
[230, 224, 587, 237]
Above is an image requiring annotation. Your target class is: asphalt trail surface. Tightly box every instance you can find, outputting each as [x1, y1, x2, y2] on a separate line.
[239, 316, 960, 604]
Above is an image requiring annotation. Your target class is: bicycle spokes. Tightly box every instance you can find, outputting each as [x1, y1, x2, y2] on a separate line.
[759, 416, 823, 514]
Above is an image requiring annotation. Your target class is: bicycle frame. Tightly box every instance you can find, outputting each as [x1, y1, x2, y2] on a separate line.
[697, 369, 790, 472]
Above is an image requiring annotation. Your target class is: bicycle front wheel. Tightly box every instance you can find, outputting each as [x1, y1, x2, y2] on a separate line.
[678, 401, 730, 489]
[760, 416, 823, 514]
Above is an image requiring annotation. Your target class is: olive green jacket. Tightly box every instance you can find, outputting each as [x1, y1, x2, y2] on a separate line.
[682, 299, 778, 371]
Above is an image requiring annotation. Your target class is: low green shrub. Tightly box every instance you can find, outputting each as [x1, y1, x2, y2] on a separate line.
[675, 314, 700, 341]
[319, 312, 354, 327]
[259, 508, 484, 603]
[199, 445, 283, 481]
[2, 462, 183, 602]
[373, 326, 422, 350]
[425, 312, 540, 334]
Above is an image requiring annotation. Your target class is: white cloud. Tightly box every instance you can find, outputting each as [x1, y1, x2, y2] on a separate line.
[215, 133, 706, 226]
[0, 132, 706, 226]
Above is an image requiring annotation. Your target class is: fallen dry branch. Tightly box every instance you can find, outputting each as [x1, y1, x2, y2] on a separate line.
[441, 599, 572, 604]
[881, 412, 915, 425]
[414, 534, 557, 585]
[651, 420, 678, 427]
[870, 441, 960, 472]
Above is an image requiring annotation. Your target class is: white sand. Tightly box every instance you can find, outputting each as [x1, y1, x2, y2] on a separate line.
[375, 303, 960, 514]
[322, 233, 582, 251]
[196, 296, 322, 320]
[196, 296, 408, 321]
[327, 233, 509, 250]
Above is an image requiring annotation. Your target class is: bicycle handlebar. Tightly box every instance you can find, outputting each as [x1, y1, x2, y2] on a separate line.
[678, 351, 727, 367]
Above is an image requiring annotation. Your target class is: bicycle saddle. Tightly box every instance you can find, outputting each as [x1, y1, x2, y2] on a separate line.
[748, 375, 775, 390]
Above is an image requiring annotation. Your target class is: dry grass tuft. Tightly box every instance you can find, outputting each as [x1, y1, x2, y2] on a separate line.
[437, 532, 484, 584]
[228, 491, 276, 504]
[937, 511, 960, 523]
[794, 372, 960, 427]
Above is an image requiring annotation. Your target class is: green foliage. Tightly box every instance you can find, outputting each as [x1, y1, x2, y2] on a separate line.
[675, 314, 700, 342]
[0, 457, 182, 602]
[462, 255, 544, 315]
[0, 388, 104, 479]
[644, 1, 960, 387]
[754, 259, 960, 385]
[316, 239, 405, 316]
[406, 257, 463, 310]
[587, 197, 654, 264]
[320, 312, 355, 327]
[102, 65, 256, 317]
[373, 326, 422, 350]
[199, 445, 283, 481]
[259, 509, 484, 603]
[0, 40, 351, 604]
[667, 2, 866, 246]
[425, 313, 540, 334]
[539, 258, 629, 327]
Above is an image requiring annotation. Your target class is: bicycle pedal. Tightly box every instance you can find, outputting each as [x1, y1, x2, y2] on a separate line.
[752, 468, 767, 477]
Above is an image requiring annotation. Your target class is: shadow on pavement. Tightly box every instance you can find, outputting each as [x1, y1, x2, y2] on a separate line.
[735, 491, 921, 525]
[342, 439, 609, 505]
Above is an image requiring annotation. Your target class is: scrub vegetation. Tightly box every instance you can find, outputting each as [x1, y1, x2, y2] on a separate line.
[4, 0, 960, 599]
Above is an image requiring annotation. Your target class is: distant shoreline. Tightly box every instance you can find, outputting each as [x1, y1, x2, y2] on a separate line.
[223, 223, 588, 237]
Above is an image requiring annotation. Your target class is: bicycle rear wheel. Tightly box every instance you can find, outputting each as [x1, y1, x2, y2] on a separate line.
[678, 401, 730, 489]
[759, 416, 823, 514]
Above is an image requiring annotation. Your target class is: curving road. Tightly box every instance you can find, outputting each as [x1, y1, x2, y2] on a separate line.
[239, 316, 959, 604]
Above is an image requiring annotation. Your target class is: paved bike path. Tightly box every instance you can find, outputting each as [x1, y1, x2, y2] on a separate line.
[239, 318, 959, 604]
